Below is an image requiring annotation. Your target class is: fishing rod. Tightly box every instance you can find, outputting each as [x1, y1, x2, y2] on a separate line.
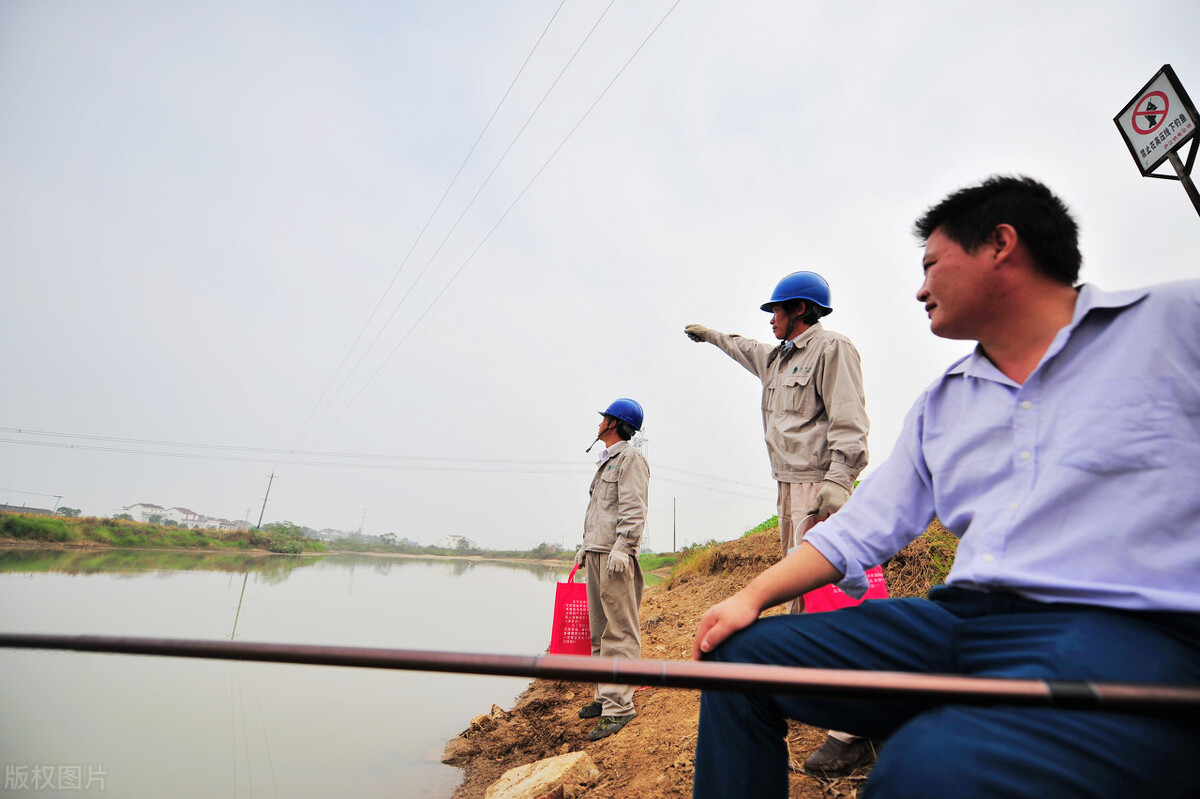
[3, 632, 1198, 719]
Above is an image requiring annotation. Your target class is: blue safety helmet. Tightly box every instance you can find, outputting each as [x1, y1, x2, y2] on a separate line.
[599, 398, 644, 431]
[760, 271, 832, 317]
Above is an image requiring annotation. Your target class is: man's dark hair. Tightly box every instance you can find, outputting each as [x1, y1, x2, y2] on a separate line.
[913, 175, 1081, 284]
[780, 299, 824, 326]
[614, 420, 637, 441]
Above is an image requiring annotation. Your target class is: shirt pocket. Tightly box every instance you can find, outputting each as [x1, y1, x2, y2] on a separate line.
[598, 467, 619, 499]
[1057, 377, 1173, 473]
[766, 368, 817, 416]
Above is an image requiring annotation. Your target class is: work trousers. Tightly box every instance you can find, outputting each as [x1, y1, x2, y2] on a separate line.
[694, 586, 1200, 799]
[584, 551, 644, 716]
[776, 481, 821, 614]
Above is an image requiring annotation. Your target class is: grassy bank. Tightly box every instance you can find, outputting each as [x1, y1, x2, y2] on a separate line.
[0, 512, 326, 554]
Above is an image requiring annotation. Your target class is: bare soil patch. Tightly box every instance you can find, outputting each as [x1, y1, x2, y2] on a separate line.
[444, 524, 948, 798]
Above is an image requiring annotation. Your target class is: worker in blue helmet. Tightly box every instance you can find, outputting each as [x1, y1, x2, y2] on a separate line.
[575, 397, 650, 740]
[685, 271, 871, 774]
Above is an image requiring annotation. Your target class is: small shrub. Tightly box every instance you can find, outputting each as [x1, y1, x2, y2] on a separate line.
[266, 535, 303, 554]
[0, 514, 73, 543]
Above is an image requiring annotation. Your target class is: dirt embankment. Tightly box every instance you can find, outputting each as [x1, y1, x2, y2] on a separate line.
[443, 524, 949, 799]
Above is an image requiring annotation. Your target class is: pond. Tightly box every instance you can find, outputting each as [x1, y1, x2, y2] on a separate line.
[0, 549, 580, 798]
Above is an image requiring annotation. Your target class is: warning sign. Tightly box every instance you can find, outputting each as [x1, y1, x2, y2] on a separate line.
[1131, 91, 1168, 135]
[1115, 64, 1198, 175]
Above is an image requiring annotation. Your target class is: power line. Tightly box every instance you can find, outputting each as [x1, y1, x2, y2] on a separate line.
[302, 0, 622, 450]
[0, 437, 589, 473]
[312, 0, 685, 445]
[0, 425, 763, 491]
[0, 487, 62, 499]
[286, 0, 571, 455]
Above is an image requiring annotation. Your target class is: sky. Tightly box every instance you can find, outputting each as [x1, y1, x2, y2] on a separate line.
[2, 0, 1198, 550]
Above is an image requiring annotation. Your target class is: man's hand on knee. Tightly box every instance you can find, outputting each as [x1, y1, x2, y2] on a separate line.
[693, 593, 761, 660]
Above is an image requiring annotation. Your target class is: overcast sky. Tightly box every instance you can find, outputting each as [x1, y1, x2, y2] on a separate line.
[2, 1, 1198, 550]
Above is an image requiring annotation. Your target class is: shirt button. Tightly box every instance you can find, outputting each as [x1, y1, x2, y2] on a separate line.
[1009, 502, 1019, 511]
[1020, 451, 1032, 460]
[1020, 400, 1033, 410]
[983, 553, 995, 563]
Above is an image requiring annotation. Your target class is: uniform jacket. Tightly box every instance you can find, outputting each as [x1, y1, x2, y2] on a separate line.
[703, 323, 868, 488]
[582, 440, 650, 556]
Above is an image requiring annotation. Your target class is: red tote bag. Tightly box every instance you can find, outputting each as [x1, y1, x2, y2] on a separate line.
[803, 564, 889, 613]
[794, 514, 889, 612]
[548, 565, 592, 656]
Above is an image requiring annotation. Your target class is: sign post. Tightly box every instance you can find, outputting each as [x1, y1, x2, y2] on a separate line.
[1114, 64, 1200, 217]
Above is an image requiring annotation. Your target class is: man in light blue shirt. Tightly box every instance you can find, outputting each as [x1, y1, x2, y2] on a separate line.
[691, 176, 1200, 799]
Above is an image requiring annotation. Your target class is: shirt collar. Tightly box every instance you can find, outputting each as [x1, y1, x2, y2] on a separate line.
[781, 322, 823, 352]
[597, 439, 626, 464]
[948, 283, 1150, 382]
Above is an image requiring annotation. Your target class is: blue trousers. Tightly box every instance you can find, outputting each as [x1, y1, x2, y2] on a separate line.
[694, 587, 1200, 799]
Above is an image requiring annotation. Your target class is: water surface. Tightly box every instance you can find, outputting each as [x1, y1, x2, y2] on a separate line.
[0, 549, 572, 798]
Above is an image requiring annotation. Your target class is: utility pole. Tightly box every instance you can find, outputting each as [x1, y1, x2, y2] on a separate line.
[673, 497, 676, 553]
[254, 472, 275, 530]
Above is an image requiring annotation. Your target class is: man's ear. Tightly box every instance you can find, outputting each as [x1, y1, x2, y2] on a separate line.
[988, 223, 1020, 263]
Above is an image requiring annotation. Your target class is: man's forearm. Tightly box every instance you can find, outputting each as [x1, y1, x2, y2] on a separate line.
[742, 541, 843, 610]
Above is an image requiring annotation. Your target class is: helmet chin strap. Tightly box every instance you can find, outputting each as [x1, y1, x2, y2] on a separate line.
[586, 418, 615, 453]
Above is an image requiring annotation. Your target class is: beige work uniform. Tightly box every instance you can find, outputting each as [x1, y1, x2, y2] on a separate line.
[581, 440, 649, 717]
[700, 324, 869, 612]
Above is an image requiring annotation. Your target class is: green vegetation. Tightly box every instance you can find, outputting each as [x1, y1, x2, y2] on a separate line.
[638, 552, 679, 572]
[1, 513, 74, 543]
[0, 511, 327, 555]
[669, 538, 726, 583]
[743, 515, 779, 536]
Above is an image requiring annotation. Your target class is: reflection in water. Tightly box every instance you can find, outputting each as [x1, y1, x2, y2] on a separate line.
[0, 546, 314, 581]
[0, 546, 659, 586]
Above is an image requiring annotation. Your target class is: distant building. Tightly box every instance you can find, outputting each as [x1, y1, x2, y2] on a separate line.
[115, 503, 166, 522]
[0, 504, 54, 516]
[163, 507, 203, 527]
[436, 534, 475, 550]
[112, 503, 245, 531]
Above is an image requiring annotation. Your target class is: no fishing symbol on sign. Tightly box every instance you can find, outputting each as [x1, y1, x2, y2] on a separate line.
[1114, 64, 1200, 217]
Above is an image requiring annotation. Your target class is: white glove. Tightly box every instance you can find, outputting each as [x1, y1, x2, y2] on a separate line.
[575, 547, 586, 568]
[684, 324, 712, 342]
[807, 481, 851, 521]
[606, 550, 631, 575]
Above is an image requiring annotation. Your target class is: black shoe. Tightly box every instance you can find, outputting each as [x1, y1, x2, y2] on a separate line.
[578, 701, 602, 719]
[801, 735, 876, 777]
[587, 715, 633, 741]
